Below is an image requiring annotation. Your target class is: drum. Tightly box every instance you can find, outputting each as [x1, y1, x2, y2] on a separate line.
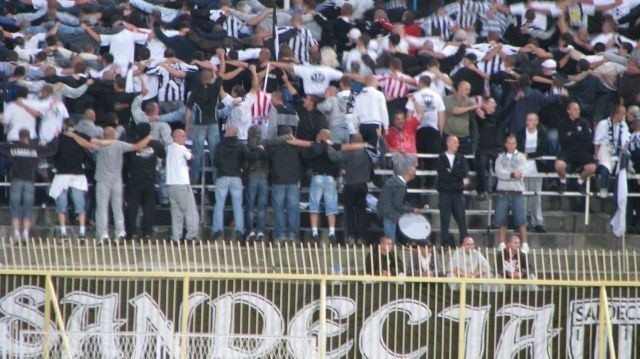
[398, 213, 431, 244]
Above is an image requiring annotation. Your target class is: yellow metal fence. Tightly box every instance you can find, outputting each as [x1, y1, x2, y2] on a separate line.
[1, 240, 639, 358]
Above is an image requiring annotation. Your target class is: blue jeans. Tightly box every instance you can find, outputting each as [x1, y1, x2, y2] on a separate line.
[246, 176, 269, 233]
[10, 180, 34, 219]
[547, 128, 560, 155]
[271, 184, 300, 239]
[190, 122, 220, 184]
[213, 176, 244, 233]
[383, 218, 397, 241]
[330, 125, 350, 144]
[309, 175, 339, 215]
[55, 187, 86, 215]
[494, 194, 527, 227]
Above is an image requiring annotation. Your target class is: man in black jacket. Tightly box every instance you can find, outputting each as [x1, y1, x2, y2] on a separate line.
[306, 129, 369, 244]
[516, 113, 548, 233]
[328, 134, 377, 245]
[475, 97, 516, 200]
[377, 165, 419, 242]
[295, 95, 329, 142]
[124, 123, 166, 240]
[555, 102, 596, 194]
[185, 69, 223, 183]
[365, 236, 404, 276]
[0, 129, 58, 243]
[212, 125, 261, 241]
[437, 135, 469, 248]
[265, 126, 311, 242]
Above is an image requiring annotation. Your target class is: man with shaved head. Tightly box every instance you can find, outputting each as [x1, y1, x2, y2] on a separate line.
[166, 129, 200, 242]
[354, 74, 389, 146]
[436, 135, 469, 248]
[94, 126, 151, 243]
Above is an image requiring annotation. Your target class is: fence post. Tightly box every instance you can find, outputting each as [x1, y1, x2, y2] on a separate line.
[317, 278, 327, 359]
[43, 274, 52, 359]
[457, 282, 467, 359]
[585, 181, 590, 225]
[180, 276, 191, 359]
[598, 286, 617, 359]
[45, 275, 72, 359]
[200, 154, 206, 225]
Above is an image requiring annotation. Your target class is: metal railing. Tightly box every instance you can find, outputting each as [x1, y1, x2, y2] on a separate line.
[0, 152, 634, 238]
[1, 243, 638, 358]
[1, 238, 638, 281]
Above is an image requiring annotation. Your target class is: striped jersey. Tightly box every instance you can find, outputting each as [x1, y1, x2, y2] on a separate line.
[377, 72, 414, 100]
[421, 14, 454, 40]
[249, 90, 272, 127]
[146, 62, 198, 102]
[210, 10, 246, 38]
[445, 0, 491, 31]
[286, 27, 317, 64]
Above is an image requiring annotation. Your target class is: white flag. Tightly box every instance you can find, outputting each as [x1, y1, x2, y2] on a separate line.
[610, 168, 627, 237]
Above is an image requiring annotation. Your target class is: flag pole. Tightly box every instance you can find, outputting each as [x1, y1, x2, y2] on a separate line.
[263, 63, 270, 93]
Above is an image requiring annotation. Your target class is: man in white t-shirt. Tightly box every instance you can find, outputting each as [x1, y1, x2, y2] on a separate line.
[406, 76, 446, 187]
[2, 88, 41, 142]
[271, 62, 343, 95]
[81, 17, 148, 75]
[166, 129, 200, 242]
[353, 75, 389, 146]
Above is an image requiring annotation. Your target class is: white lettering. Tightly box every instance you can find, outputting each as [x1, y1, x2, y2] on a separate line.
[0, 286, 55, 358]
[129, 293, 176, 358]
[62, 292, 125, 358]
[288, 296, 355, 358]
[568, 298, 640, 359]
[359, 299, 430, 359]
[496, 304, 559, 359]
[438, 305, 491, 359]
[208, 292, 284, 358]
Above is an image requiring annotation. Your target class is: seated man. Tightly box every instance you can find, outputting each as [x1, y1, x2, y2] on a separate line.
[365, 236, 404, 276]
[555, 102, 596, 194]
[497, 235, 534, 279]
[497, 235, 538, 290]
[593, 105, 630, 198]
[406, 239, 444, 277]
[448, 236, 503, 292]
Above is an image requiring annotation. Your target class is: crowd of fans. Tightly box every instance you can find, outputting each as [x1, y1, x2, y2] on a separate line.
[1, 0, 640, 246]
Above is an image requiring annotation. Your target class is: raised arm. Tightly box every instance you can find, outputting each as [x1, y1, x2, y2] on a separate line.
[80, 23, 102, 44]
[130, 135, 152, 152]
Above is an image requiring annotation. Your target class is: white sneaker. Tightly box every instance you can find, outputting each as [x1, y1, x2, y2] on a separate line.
[498, 242, 506, 250]
[11, 232, 21, 245]
[598, 189, 608, 198]
[521, 242, 530, 254]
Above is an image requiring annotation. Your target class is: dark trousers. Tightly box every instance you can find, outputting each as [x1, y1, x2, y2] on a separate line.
[125, 183, 156, 238]
[344, 183, 368, 241]
[417, 127, 442, 188]
[475, 146, 501, 193]
[359, 123, 381, 147]
[438, 191, 468, 248]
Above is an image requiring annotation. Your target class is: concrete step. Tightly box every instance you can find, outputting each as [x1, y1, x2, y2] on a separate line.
[0, 201, 626, 236]
[1, 222, 637, 252]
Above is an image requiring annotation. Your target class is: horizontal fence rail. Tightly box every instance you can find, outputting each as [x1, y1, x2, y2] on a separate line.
[1, 239, 639, 282]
